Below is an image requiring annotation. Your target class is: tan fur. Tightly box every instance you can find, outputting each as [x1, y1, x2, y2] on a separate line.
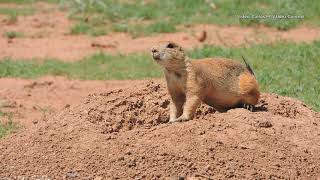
[239, 71, 260, 105]
[151, 41, 260, 122]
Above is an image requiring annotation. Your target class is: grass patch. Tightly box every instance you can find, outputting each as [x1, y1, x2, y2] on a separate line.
[70, 22, 91, 34]
[112, 20, 176, 38]
[0, 8, 34, 16]
[0, 0, 59, 4]
[0, 0, 57, 22]
[0, 0, 27, 3]
[0, 41, 319, 110]
[59, 0, 319, 36]
[3, 31, 24, 39]
[0, 111, 16, 138]
[4, 0, 318, 36]
[70, 21, 107, 36]
[146, 21, 177, 33]
[0, 7, 34, 23]
[0, 52, 161, 80]
[0, 121, 16, 138]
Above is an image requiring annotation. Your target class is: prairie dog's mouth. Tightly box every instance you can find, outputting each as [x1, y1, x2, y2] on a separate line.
[152, 54, 161, 61]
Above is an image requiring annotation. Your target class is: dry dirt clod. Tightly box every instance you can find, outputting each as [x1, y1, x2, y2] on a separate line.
[91, 42, 117, 49]
[94, 177, 103, 180]
[198, 30, 207, 42]
[66, 171, 77, 178]
[256, 120, 273, 128]
[24, 81, 53, 89]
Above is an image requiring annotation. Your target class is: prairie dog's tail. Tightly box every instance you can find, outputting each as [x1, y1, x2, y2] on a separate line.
[242, 56, 255, 77]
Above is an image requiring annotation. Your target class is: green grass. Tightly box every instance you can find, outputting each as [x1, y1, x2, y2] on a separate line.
[70, 22, 91, 34]
[0, 41, 319, 111]
[112, 21, 177, 38]
[0, 121, 16, 138]
[58, 0, 320, 36]
[0, 0, 59, 4]
[0, 8, 34, 16]
[0, 111, 16, 138]
[0, 0, 27, 3]
[3, 31, 24, 39]
[0, 7, 34, 23]
[70, 21, 107, 36]
[2, 0, 319, 35]
[0, 0, 58, 23]
[0, 52, 161, 80]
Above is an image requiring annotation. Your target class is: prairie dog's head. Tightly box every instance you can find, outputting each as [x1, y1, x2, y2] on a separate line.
[151, 41, 186, 68]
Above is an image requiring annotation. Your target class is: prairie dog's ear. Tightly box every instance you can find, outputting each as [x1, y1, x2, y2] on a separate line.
[166, 43, 175, 49]
[166, 42, 179, 49]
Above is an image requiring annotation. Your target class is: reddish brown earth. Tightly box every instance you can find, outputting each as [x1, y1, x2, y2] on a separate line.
[1, 3, 320, 61]
[0, 76, 142, 128]
[0, 2, 320, 179]
[0, 80, 319, 179]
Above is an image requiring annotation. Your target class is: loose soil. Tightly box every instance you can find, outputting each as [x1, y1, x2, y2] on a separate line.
[0, 76, 142, 128]
[1, 3, 320, 61]
[0, 80, 319, 179]
[0, 2, 319, 179]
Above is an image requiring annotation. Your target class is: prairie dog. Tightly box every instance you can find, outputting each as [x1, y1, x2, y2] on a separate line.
[151, 41, 260, 123]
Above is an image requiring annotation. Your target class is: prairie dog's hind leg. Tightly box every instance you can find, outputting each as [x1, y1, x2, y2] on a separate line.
[242, 103, 254, 112]
[236, 103, 255, 112]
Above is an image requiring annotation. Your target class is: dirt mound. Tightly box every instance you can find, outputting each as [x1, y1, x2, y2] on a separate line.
[0, 80, 319, 179]
[78, 81, 215, 134]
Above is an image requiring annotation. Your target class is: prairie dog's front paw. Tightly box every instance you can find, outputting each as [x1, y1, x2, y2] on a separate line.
[169, 118, 178, 123]
[175, 115, 189, 122]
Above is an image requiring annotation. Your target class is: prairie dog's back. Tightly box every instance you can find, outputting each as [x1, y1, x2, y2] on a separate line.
[190, 58, 247, 94]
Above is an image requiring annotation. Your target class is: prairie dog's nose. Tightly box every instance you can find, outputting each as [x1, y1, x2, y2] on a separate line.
[151, 48, 158, 54]
[151, 47, 160, 60]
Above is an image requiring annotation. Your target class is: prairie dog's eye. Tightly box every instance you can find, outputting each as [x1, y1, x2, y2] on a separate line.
[166, 43, 175, 49]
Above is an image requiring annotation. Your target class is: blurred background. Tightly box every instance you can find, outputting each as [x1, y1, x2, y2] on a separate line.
[0, 0, 319, 136]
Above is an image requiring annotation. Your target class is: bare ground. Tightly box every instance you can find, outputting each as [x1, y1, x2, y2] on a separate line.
[0, 80, 319, 179]
[0, 3, 320, 61]
[0, 76, 142, 128]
